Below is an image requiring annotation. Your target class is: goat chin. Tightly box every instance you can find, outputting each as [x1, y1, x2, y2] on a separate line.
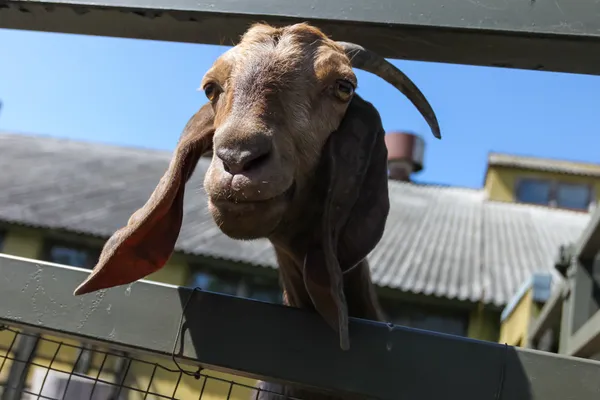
[207, 196, 289, 240]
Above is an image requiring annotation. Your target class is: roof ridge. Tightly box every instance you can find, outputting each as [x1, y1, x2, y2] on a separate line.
[488, 151, 600, 169]
[0, 131, 174, 157]
[387, 179, 482, 193]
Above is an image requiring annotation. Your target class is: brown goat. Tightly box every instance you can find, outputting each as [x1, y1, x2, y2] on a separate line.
[73, 22, 440, 398]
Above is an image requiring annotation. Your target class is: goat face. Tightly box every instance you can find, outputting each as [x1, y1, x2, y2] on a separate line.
[202, 23, 357, 240]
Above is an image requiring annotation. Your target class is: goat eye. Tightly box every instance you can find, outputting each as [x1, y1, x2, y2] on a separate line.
[334, 80, 354, 101]
[204, 83, 219, 101]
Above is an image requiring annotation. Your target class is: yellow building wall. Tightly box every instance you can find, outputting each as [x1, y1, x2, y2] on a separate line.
[485, 166, 600, 204]
[467, 306, 500, 342]
[498, 288, 542, 347]
[0, 226, 258, 399]
[1, 226, 44, 259]
[147, 253, 191, 287]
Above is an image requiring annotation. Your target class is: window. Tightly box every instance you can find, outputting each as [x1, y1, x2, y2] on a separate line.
[190, 268, 240, 296]
[382, 302, 468, 337]
[188, 264, 282, 304]
[515, 179, 551, 206]
[515, 178, 592, 211]
[42, 239, 100, 269]
[556, 182, 592, 210]
[244, 275, 283, 304]
[29, 368, 118, 400]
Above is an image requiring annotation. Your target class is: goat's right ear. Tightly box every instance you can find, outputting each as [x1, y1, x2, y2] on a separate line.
[73, 103, 215, 296]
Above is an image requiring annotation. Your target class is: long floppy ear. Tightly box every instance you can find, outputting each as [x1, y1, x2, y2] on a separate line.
[303, 95, 389, 351]
[73, 103, 215, 296]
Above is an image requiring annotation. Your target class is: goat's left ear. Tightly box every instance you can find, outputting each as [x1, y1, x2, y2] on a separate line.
[303, 94, 390, 350]
[73, 103, 215, 296]
[330, 95, 390, 270]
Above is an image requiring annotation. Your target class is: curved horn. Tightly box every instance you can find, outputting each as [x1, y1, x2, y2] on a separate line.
[337, 41, 441, 139]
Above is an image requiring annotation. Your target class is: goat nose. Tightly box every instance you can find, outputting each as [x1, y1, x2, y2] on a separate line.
[216, 135, 272, 174]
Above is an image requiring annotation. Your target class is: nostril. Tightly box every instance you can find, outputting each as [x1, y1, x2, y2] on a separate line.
[215, 135, 272, 175]
[242, 151, 270, 172]
[222, 160, 232, 174]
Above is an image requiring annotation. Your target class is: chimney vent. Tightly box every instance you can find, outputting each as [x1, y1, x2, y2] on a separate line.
[385, 131, 425, 182]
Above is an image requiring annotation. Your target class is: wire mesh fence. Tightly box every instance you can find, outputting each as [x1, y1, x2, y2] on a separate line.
[0, 325, 296, 400]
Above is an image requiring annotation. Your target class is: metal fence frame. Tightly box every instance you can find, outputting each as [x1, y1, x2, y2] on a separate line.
[2, 254, 600, 399]
[1, 0, 600, 75]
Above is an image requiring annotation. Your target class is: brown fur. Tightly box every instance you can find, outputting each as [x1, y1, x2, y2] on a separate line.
[73, 22, 439, 399]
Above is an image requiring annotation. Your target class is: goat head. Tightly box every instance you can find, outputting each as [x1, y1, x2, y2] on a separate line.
[73, 23, 441, 352]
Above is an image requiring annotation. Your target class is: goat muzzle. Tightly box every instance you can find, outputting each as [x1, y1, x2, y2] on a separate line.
[336, 41, 441, 140]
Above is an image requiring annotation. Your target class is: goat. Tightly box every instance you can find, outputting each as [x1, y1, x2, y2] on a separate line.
[72, 22, 440, 398]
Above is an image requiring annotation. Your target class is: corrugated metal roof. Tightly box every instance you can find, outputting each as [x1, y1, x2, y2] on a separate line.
[488, 152, 600, 177]
[0, 132, 592, 306]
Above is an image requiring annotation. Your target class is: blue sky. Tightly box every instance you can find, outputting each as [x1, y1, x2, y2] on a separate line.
[1, 28, 599, 189]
